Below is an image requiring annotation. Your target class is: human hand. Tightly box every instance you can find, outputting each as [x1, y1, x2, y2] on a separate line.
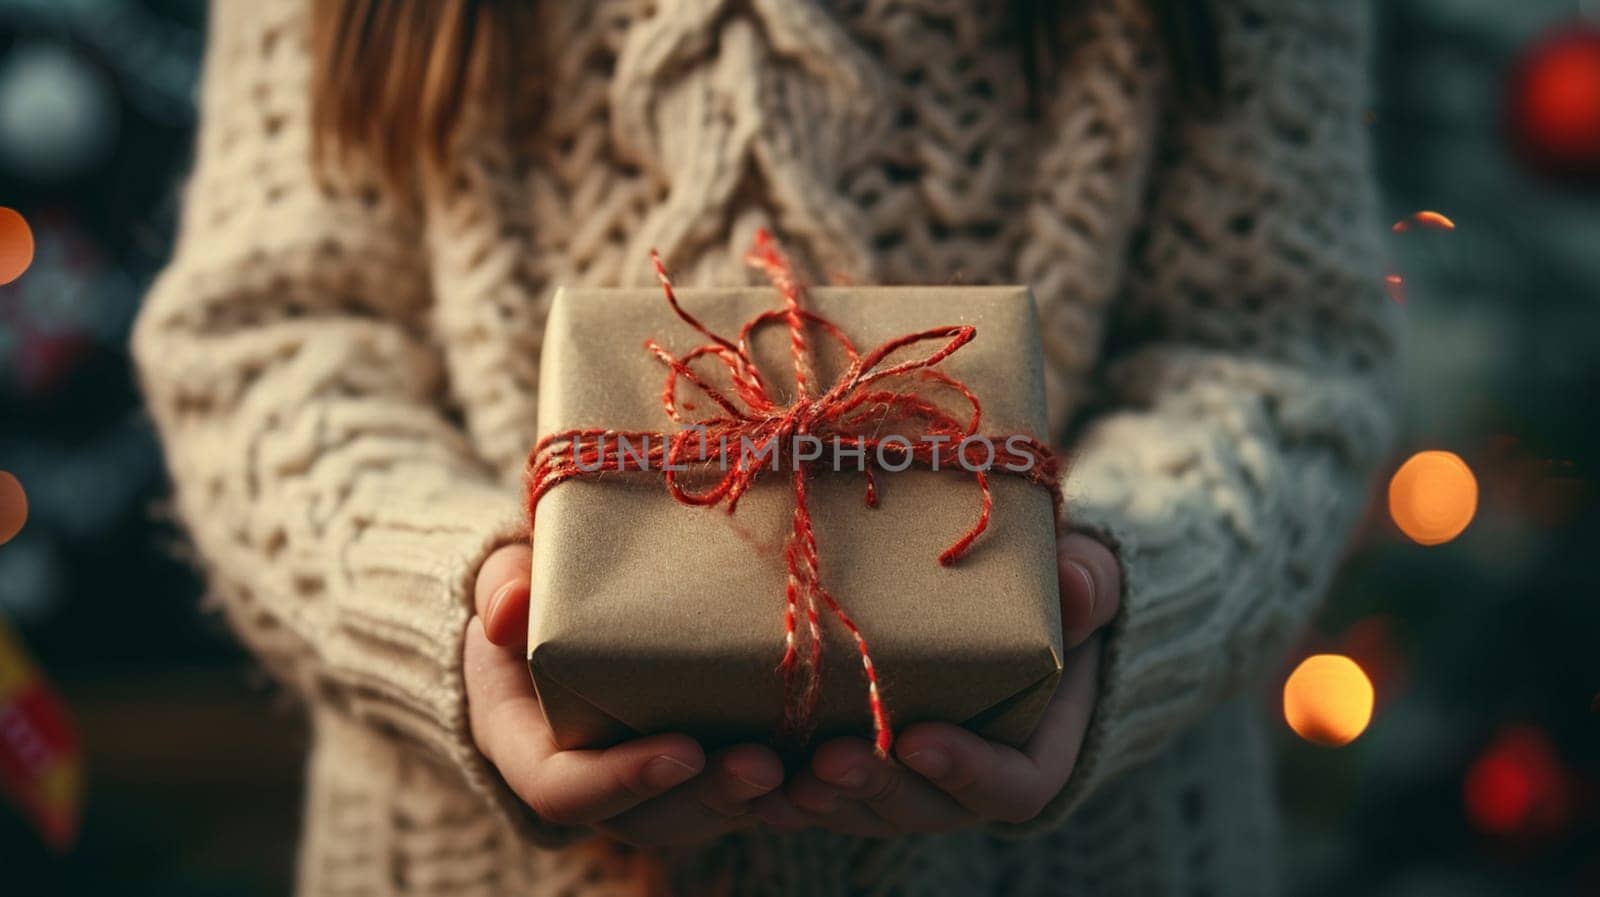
[767, 532, 1121, 835]
[464, 542, 790, 846]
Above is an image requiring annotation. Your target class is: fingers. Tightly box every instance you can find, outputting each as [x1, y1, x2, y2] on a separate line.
[802, 737, 972, 833]
[1020, 633, 1102, 779]
[463, 617, 705, 826]
[598, 744, 784, 846]
[464, 616, 551, 761]
[515, 735, 706, 826]
[749, 790, 813, 833]
[892, 724, 1046, 824]
[893, 635, 1104, 826]
[785, 770, 898, 837]
[1057, 532, 1121, 647]
[475, 543, 532, 647]
[463, 533, 1109, 840]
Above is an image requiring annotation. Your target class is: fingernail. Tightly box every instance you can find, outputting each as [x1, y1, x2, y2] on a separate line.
[731, 768, 782, 793]
[643, 755, 699, 790]
[486, 580, 521, 624]
[903, 748, 950, 780]
[1064, 559, 1096, 614]
[825, 767, 867, 789]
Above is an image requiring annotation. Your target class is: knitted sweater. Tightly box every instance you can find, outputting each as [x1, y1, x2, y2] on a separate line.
[133, 0, 1398, 894]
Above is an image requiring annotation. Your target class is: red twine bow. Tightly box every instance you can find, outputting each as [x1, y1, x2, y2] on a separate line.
[526, 230, 1062, 757]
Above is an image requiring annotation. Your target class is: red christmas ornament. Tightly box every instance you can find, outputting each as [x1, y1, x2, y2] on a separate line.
[1505, 20, 1600, 183]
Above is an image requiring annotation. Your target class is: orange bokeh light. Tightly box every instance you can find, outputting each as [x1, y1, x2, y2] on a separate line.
[1283, 654, 1374, 747]
[1389, 450, 1478, 546]
[1391, 209, 1457, 232]
[0, 471, 26, 546]
[0, 207, 34, 285]
[1384, 271, 1406, 304]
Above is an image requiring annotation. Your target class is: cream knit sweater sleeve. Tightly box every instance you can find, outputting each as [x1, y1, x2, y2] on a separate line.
[131, 2, 575, 849]
[1004, 0, 1399, 835]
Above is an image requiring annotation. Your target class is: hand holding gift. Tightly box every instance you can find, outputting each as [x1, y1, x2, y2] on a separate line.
[464, 232, 1122, 842]
[770, 531, 1118, 835]
[466, 540, 784, 847]
[465, 531, 1117, 842]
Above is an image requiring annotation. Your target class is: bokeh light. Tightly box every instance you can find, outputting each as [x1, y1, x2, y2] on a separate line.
[0, 471, 27, 546]
[1505, 21, 1600, 179]
[1465, 726, 1572, 839]
[0, 206, 34, 284]
[1389, 450, 1479, 545]
[1391, 209, 1457, 232]
[1384, 271, 1407, 304]
[1385, 210, 1454, 305]
[1284, 654, 1375, 747]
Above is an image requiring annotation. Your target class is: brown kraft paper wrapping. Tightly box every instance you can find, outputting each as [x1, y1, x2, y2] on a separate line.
[527, 285, 1063, 751]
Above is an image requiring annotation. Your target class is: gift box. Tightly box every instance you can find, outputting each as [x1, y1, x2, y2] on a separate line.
[526, 260, 1063, 754]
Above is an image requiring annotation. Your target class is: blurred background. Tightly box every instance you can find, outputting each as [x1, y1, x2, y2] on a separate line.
[0, 0, 1596, 894]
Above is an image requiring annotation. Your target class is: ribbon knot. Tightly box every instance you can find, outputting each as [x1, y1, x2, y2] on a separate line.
[527, 231, 1062, 756]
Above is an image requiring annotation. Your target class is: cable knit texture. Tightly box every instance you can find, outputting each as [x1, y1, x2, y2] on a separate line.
[133, 0, 1397, 894]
